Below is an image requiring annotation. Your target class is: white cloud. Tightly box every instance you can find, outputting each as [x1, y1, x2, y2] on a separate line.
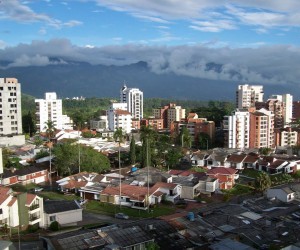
[1, 0, 82, 29]
[1, 39, 300, 88]
[190, 19, 236, 32]
[92, 0, 300, 31]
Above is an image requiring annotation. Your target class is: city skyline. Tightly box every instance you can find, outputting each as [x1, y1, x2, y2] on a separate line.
[1, 1, 300, 94]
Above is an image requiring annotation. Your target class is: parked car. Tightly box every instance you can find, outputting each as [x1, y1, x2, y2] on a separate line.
[115, 213, 129, 219]
[34, 187, 43, 192]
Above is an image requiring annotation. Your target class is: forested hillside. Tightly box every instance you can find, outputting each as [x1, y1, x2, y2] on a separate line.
[21, 94, 234, 133]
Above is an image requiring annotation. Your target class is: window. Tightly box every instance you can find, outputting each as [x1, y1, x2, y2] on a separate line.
[50, 215, 56, 222]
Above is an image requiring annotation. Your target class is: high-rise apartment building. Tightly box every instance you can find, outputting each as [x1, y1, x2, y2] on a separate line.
[236, 84, 264, 109]
[223, 108, 274, 149]
[153, 103, 186, 128]
[249, 109, 274, 148]
[107, 102, 132, 133]
[0, 78, 22, 136]
[223, 110, 250, 149]
[35, 92, 63, 132]
[255, 99, 284, 129]
[269, 94, 293, 127]
[120, 84, 143, 120]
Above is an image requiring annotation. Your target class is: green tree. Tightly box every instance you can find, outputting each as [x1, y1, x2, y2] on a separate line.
[49, 221, 60, 231]
[53, 142, 110, 176]
[255, 172, 272, 192]
[22, 111, 36, 136]
[140, 126, 157, 168]
[259, 147, 272, 156]
[44, 120, 56, 140]
[165, 147, 182, 169]
[179, 126, 192, 148]
[129, 135, 136, 165]
[198, 132, 211, 150]
[34, 149, 49, 160]
[146, 241, 160, 250]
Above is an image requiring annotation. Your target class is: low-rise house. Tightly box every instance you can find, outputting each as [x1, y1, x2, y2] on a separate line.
[224, 153, 247, 170]
[0, 186, 44, 228]
[171, 176, 200, 199]
[266, 185, 296, 203]
[242, 154, 259, 169]
[42, 200, 82, 228]
[206, 167, 238, 190]
[42, 224, 154, 250]
[205, 150, 228, 168]
[190, 151, 207, 167]
[100, 182, 181, 208]
[57, 172, 104, 193]
[267, 159, 296, 174]
[1, 165, 49, 186]
[100, 184, 148, 209]
[197, 176, 219, 195]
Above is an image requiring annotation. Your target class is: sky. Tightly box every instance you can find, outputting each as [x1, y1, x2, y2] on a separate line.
[1, 0, 300, 90]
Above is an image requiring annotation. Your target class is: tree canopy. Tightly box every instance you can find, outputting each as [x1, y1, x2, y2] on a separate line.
[53, 142, 110, 176]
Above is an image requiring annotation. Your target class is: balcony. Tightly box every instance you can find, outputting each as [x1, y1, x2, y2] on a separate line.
[29, 215, 41, 225]
[29, 204, 40, 213]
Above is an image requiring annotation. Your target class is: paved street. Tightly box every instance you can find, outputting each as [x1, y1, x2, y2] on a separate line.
[78, 210, 138, 227]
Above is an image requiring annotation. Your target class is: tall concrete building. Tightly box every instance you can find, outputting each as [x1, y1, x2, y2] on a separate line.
[35, 92, 63, 132]
[269, 94, 293, 127]
[223, 110, 250, 149]
[120, 84, 143, 120]
[236, 84, 264, 109]
[0, 78, 24, 146]
[107, 102, 132, 133]
[153, 103, 186, 128]
[223, 108, 274, 149]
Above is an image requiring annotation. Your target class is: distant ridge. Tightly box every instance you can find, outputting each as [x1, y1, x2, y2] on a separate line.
[0, 61, 291, 100]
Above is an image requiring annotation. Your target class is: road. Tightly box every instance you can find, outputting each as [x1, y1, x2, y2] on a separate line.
[78, 210, 138, 227]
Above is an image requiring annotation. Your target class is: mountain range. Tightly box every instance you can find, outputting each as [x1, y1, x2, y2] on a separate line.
[0, 60, 292, 100]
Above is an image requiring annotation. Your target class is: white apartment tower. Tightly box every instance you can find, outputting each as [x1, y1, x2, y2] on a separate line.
[269, 94, 293, 126]
[120, 84, 143, 120]
[107, 102, 132, 134]
[223, 110, 250, 149]
[35, 92, 63, 132]
[0, 78, 22, 136]
[236, 84, 264, 109]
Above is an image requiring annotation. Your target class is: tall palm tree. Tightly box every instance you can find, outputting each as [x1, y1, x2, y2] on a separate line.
[113, 128, 125, 209]
[44, 120, 56, 188]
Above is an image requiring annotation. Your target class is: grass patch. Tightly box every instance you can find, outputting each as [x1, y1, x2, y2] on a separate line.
[86, 201, 175, 218]
[39, 191, 78, 201]
[223, 184, 254, 196]
[11, 183, 38, 192]
[191, 166, 207, 173]
[241, 169, 260, 179]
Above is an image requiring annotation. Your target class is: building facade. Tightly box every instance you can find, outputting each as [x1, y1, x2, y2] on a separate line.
[236, 84, 264, 109]
[0, 78, 22, 136]
[120, 84, 143, 120]
[35, 92, 63, 132]
[107, 102, 132, 133]
[153, 103, 186, 129]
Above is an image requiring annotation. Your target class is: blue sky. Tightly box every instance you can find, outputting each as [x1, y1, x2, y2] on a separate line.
[1, 0, 300, 90]
[1, 0, 299, 47]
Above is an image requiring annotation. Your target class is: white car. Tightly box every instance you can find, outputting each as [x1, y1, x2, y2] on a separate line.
[115, 213, 129, 219]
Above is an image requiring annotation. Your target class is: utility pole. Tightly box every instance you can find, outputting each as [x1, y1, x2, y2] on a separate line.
[147, 137, 150, 213]
[78, 129, 81, 173]
[119, 140, 122, 209]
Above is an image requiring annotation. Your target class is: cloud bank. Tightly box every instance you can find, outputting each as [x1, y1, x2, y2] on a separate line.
[0, 39, 299, 88]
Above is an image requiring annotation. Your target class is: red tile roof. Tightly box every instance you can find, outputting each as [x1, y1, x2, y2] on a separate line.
[226, 154, 247, 163]
[26, 193, 37, 206]
[115, 109, 131, 115]
[151, 182, 178, 192]
[207, 167, 237, 175]
[102, 184, 148, 201]
[0, 186, 11, 205]
[7, 197, 17, 207]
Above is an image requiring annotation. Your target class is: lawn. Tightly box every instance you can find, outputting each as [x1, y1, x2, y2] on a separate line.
[223, 184, 254, 196]
[39, 191, 78, 201]
[241, 169, 260, 179]
[86, 201, 175, 218]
